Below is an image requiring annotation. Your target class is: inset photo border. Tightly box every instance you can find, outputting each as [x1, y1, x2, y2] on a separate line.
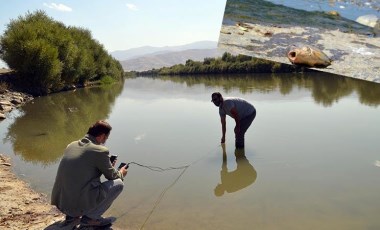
[218, 0, 380, 83]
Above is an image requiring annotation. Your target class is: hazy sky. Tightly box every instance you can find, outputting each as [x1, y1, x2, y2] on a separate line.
[0, 0, 226, 52]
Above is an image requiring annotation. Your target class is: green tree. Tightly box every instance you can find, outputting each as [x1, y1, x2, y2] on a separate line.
[0, 11, 124, 95]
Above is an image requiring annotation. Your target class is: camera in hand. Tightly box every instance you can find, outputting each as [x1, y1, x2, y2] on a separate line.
[118, 162, 129, 170]
[110, 155, 118, 163]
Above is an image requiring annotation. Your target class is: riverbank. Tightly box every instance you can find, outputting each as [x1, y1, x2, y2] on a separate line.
[0, 86, 67, 229]
[0, 154, 65, 229]
[0, 89, 34, 120]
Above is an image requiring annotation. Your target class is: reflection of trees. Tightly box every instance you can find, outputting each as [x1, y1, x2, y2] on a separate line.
[355, 81, 380, 106]
[158, 73, 380, 107]
[309, 73, 353, 107]
[276, 74, 294, 95]
[5, 83, 124, 165]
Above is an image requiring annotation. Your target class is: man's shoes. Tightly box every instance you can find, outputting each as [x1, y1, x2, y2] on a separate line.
[59, 215, 81, 227]
[80, 215, 116, 227]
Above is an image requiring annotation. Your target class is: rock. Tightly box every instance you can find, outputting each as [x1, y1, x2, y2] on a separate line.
[374, 20, 380, 36]
[356, 14, 379, 27]
[0, 104, 13, 113]
[326, 11, 340, 16]
[0, 112, 5, 119]
[11, 97, 23, 105]
[0, 91, 33, 117]
[0, 100, 12, 106]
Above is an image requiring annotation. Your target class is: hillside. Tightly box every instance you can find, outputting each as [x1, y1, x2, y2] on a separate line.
[120, 48, 223, 72]
[111, 41, 218, 61]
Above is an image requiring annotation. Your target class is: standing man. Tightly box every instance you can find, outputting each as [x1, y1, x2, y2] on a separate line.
[51, 120, 128, 228]
[211, 92, 256, 148]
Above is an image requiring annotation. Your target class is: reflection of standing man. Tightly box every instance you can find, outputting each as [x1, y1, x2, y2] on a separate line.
[211, 92, 256, 149]
[214, 144, 257, 196]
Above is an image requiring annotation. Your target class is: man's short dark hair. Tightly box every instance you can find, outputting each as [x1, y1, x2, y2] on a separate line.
[212, 92, 222, 99]
[87, 120, 112, 137]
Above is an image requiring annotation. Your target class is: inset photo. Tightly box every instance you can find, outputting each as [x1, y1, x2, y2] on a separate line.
[218, 0, 380, 82]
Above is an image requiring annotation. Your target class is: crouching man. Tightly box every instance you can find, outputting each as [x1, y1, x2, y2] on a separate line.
[51, 120, 128, 228]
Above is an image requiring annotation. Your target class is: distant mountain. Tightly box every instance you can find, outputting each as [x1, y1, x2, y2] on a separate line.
[120, 48, 223, 72]
[111, 41, 218, 61]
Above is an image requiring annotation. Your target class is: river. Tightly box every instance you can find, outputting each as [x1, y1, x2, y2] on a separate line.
[266, 0, 380, 20]
[1, 73, 380, 230]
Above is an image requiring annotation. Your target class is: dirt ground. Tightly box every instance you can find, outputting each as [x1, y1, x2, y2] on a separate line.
[0, 154, 66, 230]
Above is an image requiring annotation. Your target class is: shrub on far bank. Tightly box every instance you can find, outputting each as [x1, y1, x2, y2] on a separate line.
[139, 52, 307, 76]
[99, 76, 115, 85]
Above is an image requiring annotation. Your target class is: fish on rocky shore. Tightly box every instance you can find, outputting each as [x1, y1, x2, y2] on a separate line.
[287, 43, 332, 68]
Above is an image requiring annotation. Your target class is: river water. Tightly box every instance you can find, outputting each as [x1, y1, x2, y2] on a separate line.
[265, 0, 380, 20]
[1, 73, 380, 230]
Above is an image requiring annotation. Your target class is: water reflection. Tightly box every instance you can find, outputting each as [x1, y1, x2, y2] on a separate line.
[4, 73, 380, 167]
[3, 83, 124, 165]
[1, 75, 379, 229]
[160, 73, 380, 107]
[214, 144, 257, 196]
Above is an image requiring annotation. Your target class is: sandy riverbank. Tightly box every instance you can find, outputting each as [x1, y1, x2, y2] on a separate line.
[0, 154, 65, 229]
[1, 73, 67, 229]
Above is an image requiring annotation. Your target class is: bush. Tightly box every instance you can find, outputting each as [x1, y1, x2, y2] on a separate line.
[0, 11, 124, 95]
[99, 75, 115, 85]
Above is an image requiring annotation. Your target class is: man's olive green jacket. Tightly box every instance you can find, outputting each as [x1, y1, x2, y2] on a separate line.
[51, 134, 123, 217]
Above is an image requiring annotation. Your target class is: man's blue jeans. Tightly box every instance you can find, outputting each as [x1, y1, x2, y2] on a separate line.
[235, 109, 256, 148]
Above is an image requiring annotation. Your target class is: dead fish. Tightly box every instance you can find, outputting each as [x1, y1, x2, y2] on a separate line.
[236, 23, 249, 32]
[287, 43, 331, 68]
